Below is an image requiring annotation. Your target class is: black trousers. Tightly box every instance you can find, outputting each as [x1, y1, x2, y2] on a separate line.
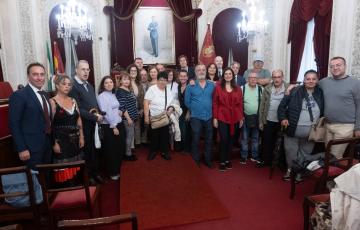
[262, 120, 281, 165]
[149, 125, 169, 154]
[218, 121, 237, 163]
[101, 122, 126, 176]
[82, 120, 99, 178]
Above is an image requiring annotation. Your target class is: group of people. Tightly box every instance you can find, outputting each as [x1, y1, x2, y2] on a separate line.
[8, 54, 360, 186]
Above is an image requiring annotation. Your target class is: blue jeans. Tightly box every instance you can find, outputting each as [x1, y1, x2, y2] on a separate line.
[190, 118, 213, 163]
[241, 122, 259, 160]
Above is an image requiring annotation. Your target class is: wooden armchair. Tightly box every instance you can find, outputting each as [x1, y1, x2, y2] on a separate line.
[36, 160, 100, 228]
[0, 166, 40, 227]
[57, 213, 138, 229]
[303, 193, 330, 230]
[290, 137, 360, 199]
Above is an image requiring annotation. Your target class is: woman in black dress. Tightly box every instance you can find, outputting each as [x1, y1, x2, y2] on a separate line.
[50, 75, 84, 184]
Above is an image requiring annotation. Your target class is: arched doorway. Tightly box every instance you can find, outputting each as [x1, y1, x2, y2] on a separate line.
[212, 8, 248, 75]
[49, 5, 94, 86]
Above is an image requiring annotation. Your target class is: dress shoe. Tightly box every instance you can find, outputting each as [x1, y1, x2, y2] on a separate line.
[204, 161, 214, 169]
[89, 178, 98, 186]
[147, 152, 156, 161]
[94, 175, 106, 184]
[161, 153, 171, 160]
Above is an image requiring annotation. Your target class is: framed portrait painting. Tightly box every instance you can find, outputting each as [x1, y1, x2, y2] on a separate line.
[133, 7, 175, 65]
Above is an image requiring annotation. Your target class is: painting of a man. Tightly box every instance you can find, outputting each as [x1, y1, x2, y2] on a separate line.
[148, 16, 158, 57]
[133, 7, 175, 64]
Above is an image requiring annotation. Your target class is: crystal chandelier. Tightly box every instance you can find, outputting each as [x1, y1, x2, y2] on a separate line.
[237, 0, 268, 42]
[56, 0, 93, 45]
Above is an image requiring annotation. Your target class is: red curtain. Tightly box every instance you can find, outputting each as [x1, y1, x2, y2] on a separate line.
[288, 0, 332, 83]
[103, 0, 143, 67]
[167, 0, 202, 65]
[104, 0, 202, 68]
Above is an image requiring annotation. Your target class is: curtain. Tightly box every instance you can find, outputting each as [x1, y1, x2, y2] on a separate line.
[167, 0, 202, 66]
[288, 0, 333, 83]
[103, 0, 143, 68]
[313, 0, 332, 79]
[0, 57, 3, 82]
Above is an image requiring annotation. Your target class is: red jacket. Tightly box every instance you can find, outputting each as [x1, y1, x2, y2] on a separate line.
[213, 84, 244, 134]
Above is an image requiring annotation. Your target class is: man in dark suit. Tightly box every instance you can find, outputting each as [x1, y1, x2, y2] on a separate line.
[9, 62, 52, 169]
[178, 55, 195, 80]
[69, 60, 104, 184]
[214, 56, 224, 77]
[231, 61, 246, 87]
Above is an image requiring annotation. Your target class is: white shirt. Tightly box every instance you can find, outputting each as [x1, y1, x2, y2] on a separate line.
[74, 76, 89, 91]
[167, 82, 178, 100]
[145, 85, 174, 116]
[29, 83, 50, 113]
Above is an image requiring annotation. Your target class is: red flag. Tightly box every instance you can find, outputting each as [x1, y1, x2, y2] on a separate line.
[53, 42, 65, 74]
[199, 24, 216, 66]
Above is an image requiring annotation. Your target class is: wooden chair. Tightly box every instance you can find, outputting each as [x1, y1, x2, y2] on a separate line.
[0, 224, 22, 230]
[303, 193, 330, 230]
[0, 166, 40, 227]
[36, 160, 100, 228]
[57, 213, 138, 229]
[290, 137, 360, 199]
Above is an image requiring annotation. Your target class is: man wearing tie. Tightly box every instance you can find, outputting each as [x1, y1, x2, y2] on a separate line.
[214, 56, 224, 77]
[9, 62, 52, 169]
[69, 60, 104, 185]
[231, 61, 246, 87]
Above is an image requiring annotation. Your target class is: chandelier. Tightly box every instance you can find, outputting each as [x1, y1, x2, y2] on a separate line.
[56, 0, 93, 45]
[237, 0, 268, 42]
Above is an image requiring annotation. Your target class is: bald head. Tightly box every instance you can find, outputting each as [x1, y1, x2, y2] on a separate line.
[214, 56, 223, 69]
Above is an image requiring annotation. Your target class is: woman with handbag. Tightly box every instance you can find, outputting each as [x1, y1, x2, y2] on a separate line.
[213, 68, 244, 171]
[144, 71, 175, 161]
[278, 70, 324, 182]
[50, 74, 84, 186]
[97, 76, 125, 180]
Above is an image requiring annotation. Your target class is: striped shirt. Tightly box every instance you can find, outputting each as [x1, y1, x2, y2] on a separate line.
[115, 88, 139, 121]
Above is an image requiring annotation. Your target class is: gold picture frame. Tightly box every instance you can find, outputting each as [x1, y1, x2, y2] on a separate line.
[133, 7, 176, 65]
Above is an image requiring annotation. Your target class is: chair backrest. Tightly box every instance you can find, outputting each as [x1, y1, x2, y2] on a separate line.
[0, 104, 11, 140]
[57, 213, 138, 229]
[0, 224, 23, 230]
[0, 82, 13, 100]
[324, 137, 360, 170]
[36, 160, 92, 211]
[0, 166, 38, 221]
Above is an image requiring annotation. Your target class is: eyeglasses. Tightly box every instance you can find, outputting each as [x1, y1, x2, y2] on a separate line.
[80, 68, 91, 72]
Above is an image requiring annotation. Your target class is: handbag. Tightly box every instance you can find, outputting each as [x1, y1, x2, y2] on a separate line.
[150, 88, 169, 129]
[308, 117, 326, 142]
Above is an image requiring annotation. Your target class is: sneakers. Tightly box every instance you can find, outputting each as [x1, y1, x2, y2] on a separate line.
[110, 174, 120, 180]
[218, 164, 226, 172]
[282, 169, 291, 181]
[225, 161, 232, 169]
[239, 157, 247, 164]
[250, 158, 261, 163]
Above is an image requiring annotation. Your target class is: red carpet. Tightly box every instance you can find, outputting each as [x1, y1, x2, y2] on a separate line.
[119, 152, 230, 229]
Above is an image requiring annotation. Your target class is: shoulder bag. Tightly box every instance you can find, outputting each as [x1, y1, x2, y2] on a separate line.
[150, 88, 169, 129]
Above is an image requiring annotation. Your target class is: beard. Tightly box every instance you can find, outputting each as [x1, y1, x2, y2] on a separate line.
[197, 74, 206, 80]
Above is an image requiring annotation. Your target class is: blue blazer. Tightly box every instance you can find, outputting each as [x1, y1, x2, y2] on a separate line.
[8, 85, 49, 153]
[235, 74, 246, 87]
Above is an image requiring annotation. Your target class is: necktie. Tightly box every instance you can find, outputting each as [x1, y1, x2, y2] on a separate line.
[38, 91, 51, 134]
[83, 83, 89, 92]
